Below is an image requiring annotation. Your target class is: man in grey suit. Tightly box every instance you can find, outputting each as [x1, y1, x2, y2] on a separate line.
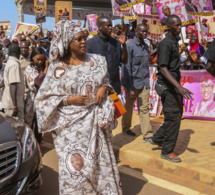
[185, 0, 198, 20]
[185, 0, 198, 12]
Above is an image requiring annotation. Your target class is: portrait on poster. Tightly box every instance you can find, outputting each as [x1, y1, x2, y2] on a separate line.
[58, 8, 70, 21]
[34, 0, 47, 13]
[36, 0, 45, 6]
[156, 0, 197, 26]
[184, 0, 213, 14]
[55, 1, 73, 23]
[193, 75, 215, 117]
[197, 14, 215, 42]
[111, 0, 134, 16]
[35, 10, 46, 24]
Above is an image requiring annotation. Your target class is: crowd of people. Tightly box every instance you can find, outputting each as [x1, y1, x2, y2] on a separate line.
[0, 14, 215, 194]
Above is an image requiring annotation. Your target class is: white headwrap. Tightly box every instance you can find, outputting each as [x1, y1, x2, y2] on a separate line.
[49, 20, 82, 62]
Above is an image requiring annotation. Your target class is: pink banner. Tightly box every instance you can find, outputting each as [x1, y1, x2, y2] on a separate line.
[120, 69, 215, 120]
[111, 0, 134, 16]
[156, 0, 197, 26]
[181, 70, 215, 120]
[133, 3, 151, 14]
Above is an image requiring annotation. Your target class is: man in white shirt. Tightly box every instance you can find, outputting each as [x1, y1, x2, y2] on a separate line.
[2, 43, 24, 121]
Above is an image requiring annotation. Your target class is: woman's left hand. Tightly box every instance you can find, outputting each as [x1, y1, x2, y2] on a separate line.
[44, 57, 49, 74]
[96, 86, 107, 105]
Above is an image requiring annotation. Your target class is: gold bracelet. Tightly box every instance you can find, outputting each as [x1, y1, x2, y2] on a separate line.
[63, 98, 68, 106]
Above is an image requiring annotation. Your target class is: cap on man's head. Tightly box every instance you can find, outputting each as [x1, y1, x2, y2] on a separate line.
[202, 18, 207, 22]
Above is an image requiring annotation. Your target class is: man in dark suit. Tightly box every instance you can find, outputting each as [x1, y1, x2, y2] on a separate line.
[63, 8, 69, 16]
[86, 16, 128, 95]
[185, 0, 198, 12]
[160, 6, 171, 26]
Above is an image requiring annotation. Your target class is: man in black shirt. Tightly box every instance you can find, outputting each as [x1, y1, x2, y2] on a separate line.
[204, 39, 215, 77]
[86, 16, 128, 94]
[148, 15, 193, 163]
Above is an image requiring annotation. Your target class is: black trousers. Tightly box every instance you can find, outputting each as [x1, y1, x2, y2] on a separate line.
[153, 90, 183, 155]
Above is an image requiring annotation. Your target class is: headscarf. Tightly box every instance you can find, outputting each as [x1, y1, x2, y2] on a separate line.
[186, 26, 196, 32]
[189, 31, 200, 52]
[49, 20, 82, 62]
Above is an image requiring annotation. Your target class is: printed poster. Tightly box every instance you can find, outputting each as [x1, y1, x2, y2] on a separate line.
[197, 14, 215, 42]
[184, 0, 213, 16]
[156, 0, 198, 27]
[34, 0, 47, 13]
[111, 0, 134, 16]
[55, 1, 72, 23]
[35, 10, 46, 23]
[0, 21, 11, 34]
[133, 3, 151, 14]
[12, 22, 38, 39]
[149, 67, 161, 116]
[120, 0, 154, 9]
[181, 70, 215, 120]
[86, 14, 97, 32]
[137, 14, 163, 41]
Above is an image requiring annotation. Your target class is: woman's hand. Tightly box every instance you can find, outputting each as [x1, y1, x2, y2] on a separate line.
[68, 95, 87, 106]
[96, 86, 107, 105]
[44, 57, 49, 74]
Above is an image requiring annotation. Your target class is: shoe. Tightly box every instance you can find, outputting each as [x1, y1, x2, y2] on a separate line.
[123, 130, 136, 136]
[161, 153, 182, 163]
[143, 137, 162, 147]
[143, 137, 155, 144]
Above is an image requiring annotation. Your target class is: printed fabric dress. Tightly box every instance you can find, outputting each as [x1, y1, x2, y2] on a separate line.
[35, 54, 122, 195]
[25, 64, 45, 127]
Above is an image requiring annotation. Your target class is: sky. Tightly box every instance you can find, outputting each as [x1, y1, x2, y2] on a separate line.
[0, 0, 55, 36]
[0, 0, 123, 37]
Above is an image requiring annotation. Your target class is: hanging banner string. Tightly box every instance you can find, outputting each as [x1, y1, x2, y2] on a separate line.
[120, 0, 154, 9]
[186, 11, 213, 17]
[162, 18, 198, 30]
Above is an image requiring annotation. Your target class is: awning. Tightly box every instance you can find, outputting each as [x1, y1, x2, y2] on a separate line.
[22, 0, 119, 20]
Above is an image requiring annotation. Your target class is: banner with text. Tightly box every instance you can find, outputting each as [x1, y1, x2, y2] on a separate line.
[137, 14, 164, 41]
[184, 0, 213, 16]
[120, 0, 154, 9]
[181, 70, 215, 120]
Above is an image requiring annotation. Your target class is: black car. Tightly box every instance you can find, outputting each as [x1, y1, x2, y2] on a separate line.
[0, 113, 42, 195]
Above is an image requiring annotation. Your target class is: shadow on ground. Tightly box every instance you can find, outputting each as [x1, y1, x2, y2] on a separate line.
[32, 165, 59, 195]
[174, 129, 199, 155]
[119, 165, 147, 195]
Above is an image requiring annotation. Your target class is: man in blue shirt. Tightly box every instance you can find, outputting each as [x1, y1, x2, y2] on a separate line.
[121, 23, 152, 138]
[86, 16, 128, 94]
